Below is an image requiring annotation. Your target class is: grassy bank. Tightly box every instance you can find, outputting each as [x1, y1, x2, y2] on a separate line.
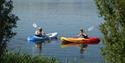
[0, 52, 59, 63]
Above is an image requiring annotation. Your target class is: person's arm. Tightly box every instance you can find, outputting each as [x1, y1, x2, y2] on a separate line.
[83, 33, 87, 36]
[35, 31, 38, 35]
[42, 31, 46, 35]
[76, 33, 81, 37]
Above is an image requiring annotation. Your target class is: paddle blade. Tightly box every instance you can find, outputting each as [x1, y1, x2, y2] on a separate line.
[87, 26, 94, 31]
[33, 23, 38, 28]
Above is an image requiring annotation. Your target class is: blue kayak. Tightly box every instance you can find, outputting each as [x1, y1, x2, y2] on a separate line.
[27, 32, 58, 43]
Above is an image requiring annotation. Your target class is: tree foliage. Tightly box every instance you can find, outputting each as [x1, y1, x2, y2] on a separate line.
[95, 0, 125, 63]
[0, 0, 18, 58]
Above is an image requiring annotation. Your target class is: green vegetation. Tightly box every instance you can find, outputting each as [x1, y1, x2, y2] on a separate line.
[0, 0, 18, 57]
[96, 0, 125, 63]
[0, 52, 59, 63]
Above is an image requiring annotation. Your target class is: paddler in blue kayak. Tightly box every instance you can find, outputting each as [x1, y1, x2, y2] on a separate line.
[35, 27, 45, 37]
[78, 28, 88, 54]
[34, 27, 45, 53]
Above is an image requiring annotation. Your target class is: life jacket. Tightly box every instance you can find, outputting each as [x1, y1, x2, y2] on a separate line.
[80, 33, 88, 38]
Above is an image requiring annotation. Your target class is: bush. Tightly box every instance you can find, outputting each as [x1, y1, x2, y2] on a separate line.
[0, 52, 59, 63]
[95, 0, 125, 63]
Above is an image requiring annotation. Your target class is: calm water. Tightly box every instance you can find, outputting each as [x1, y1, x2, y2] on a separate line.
[8, 0, 103, 63]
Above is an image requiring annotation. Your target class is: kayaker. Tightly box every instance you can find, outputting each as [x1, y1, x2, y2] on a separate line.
[35, 27, 45, 37]
[79, 28, 88, 54]
[34, 27, 45, 53]
[78, 28, 88, 38]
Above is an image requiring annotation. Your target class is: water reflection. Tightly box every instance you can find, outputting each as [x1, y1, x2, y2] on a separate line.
[34, 41, 43, 55]
[60, 41, 88, 54]
[31, 38, 58, 55]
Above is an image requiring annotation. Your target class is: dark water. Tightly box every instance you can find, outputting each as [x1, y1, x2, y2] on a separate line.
[8, 0, 104, 63]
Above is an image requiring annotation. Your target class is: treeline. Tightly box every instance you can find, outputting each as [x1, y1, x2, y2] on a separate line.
[96, 0, 125, 63]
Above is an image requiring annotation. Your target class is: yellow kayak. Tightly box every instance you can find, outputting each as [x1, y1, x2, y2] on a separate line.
[60, 36, 100, 44]
[60, 37, 84, 43]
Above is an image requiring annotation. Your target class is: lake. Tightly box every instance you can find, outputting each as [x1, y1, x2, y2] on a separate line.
[8, 0, 103, 63]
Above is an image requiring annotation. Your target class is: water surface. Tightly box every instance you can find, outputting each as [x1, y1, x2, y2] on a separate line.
[9, 0, 103, 63]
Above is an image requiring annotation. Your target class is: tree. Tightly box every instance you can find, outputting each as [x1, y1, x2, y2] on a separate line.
[95, 0, 125, 63]
[0, 0, 18, 58]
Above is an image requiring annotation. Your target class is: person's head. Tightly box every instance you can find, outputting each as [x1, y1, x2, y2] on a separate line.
[80, 28, 84, 33]
[38, 27, 42, 32]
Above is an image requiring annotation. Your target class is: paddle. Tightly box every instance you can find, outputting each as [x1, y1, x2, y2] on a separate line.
[73, 26, 94, 37]
[33, 22, 38, 28]
[87, 26, 94, 32]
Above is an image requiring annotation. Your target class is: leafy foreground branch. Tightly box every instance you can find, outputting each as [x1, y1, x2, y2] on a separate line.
[96, 0, 125, 63]
[0, 52, 59, 63]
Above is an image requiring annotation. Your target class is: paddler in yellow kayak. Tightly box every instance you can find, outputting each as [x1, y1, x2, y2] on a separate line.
[78, 28, 88, 54]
